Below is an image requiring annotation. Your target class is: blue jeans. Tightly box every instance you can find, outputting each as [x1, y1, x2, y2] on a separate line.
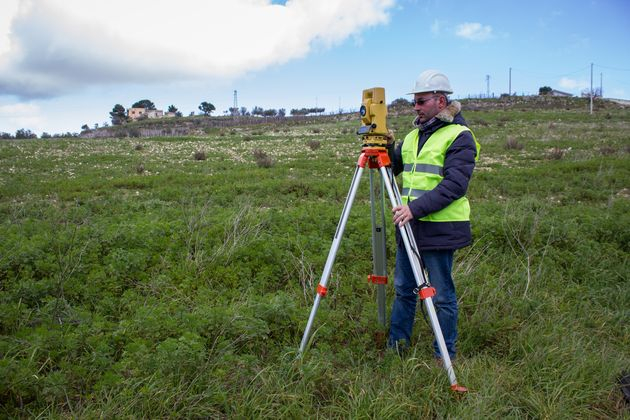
[388, 246, 458, 359]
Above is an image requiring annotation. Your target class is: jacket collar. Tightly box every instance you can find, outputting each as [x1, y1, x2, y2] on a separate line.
[413, 101, 462, 129]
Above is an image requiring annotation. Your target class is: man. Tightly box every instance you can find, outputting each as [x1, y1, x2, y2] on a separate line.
[387, 70, 480, 361]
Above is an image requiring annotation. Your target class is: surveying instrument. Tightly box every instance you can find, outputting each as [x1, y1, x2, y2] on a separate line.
[298, 87, 467, 393]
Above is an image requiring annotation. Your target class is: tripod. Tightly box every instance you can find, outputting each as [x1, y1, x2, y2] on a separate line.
[298, 144, 468, 393]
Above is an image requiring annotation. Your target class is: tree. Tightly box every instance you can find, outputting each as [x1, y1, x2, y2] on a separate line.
[15, 128, 37, 139]
[290, 107, 326, 116]
[110, 104, 127, 125]
[228, 107, 240, 116]
[538, 86, 552, 95]
[132, 99, 156, 110]
[167, 105, 183, 117]
[81, 124, 90, 131]
[240, 107, 248, 116]
[390, 97, 412, 108]
[198, 101, 216, 116]
[278, 108, 286, 117]
[581, 87, 602, 98]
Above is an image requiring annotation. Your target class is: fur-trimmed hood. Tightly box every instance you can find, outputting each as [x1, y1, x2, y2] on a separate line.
[413, 101, 462, 127]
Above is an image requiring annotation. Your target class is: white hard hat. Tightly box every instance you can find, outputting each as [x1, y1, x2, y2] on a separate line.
[409, 69, 453, 95]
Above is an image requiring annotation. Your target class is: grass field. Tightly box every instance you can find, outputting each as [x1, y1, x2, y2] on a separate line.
[1, 98, 629, 418]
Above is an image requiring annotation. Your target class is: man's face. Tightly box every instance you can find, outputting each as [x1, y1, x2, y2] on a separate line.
[412, 93, 445, 123]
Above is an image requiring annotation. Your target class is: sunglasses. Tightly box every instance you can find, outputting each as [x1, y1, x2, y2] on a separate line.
[411, 96, 441, 106]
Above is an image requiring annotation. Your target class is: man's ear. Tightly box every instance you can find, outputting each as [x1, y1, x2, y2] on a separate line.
[438, 95, 448, 110]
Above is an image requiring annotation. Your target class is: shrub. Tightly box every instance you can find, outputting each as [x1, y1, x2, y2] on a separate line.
[547, 147, 565, 160]
[253, 149, 274, 168]
[136, 163, 145, 174]
[598, 146, 616, 156]
[307, 140, 321, 151]
[134, 144, 144, 151]
[505, 136, 524, 150]
[194, 150, 207, 161]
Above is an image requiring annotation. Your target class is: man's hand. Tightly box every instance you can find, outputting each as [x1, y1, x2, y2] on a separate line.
[386, 129, 395, 145]
[392, 205, 413, 226]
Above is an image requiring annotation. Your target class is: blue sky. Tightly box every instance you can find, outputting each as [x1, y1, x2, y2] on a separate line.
[0, 0, 628, 135]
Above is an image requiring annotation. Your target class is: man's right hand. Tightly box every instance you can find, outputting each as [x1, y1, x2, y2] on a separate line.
[386, 129, 395, 145]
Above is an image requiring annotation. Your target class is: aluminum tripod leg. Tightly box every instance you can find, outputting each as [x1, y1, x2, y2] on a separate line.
[369, 169, 387, 326]
[378, 165, 467, 392]
[299, 164, 365, 353]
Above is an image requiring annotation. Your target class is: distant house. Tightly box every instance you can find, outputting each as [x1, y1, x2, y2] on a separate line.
[550, 89, 573, 97]
[128, 107, 164, 120]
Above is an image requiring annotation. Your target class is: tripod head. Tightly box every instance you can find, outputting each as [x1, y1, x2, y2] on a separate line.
[357, 87, 389, 148]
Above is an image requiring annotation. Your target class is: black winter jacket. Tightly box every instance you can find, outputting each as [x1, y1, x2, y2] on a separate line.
[389, 101, 478, 250]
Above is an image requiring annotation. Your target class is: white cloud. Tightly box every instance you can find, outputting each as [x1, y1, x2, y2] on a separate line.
[455, 22, 492, 41]
[0, 0, 395, 99]
[0, 102, 43, 131]
[558, 77, 588, 90]
[0, 0, 20, 56]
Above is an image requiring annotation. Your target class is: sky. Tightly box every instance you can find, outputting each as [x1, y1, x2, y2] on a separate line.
[0, 0, 629, 136]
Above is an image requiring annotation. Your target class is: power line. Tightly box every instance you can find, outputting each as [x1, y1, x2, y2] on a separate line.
[594, 64, 630, 72]
[511, 65, 590, 78]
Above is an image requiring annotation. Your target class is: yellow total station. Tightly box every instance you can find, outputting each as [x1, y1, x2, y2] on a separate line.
[358, 87, 388, 147]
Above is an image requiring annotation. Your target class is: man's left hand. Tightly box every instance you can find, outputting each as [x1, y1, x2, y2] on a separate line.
[392, 205, 413, 226]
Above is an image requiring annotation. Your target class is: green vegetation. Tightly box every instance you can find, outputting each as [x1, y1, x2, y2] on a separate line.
[110, 104, 128, 126]
[199, 101, 216, 116]
[1, 98, 628, 417]
[132, 99, 157, 110]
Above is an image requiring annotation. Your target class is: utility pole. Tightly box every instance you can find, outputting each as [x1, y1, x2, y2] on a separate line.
[600, 72, 603, 98]
[590, 63, 593, 115]
[508, 67, 512, 96]
[485, 75, 490, 98]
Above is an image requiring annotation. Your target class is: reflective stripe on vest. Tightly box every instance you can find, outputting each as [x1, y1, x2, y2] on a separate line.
[403, 163, 444, 176]
[401, 123, 480, 222]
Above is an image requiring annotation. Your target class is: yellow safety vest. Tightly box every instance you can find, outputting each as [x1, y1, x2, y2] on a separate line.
[401, 124, 480, 222]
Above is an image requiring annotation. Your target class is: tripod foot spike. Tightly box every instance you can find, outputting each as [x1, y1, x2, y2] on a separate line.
[450, 384, 468, 393]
